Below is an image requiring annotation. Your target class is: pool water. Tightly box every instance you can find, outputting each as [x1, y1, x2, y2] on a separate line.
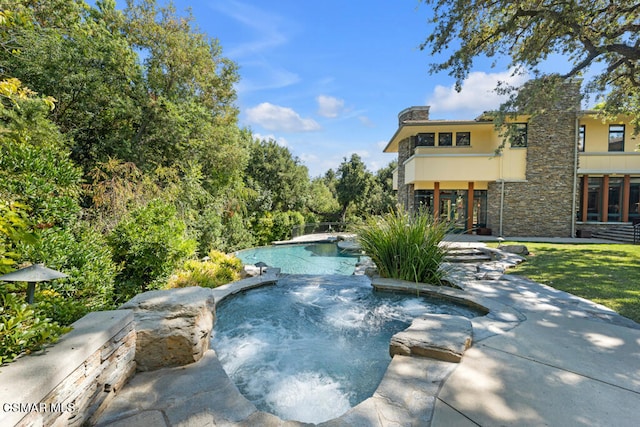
[211, 274, 482, 424]
[235, 243, 361, 275]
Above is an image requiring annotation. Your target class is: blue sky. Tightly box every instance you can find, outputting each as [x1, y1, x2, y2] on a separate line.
[117, 1, 535, 177]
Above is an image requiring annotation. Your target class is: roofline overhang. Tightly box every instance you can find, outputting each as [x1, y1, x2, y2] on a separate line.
[383, 120, 496, 153]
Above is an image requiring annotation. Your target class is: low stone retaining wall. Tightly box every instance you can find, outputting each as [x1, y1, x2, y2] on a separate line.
[0, 310, 136, 427]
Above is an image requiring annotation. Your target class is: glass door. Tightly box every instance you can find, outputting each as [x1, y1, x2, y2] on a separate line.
[439, 190, 467, 231]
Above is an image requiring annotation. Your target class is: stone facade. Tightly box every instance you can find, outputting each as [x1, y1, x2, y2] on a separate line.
[397, 107, 429, 212]
[487, 83, 580, 236]
[398, 105, 430, 125]
[0, 311, 136, 427]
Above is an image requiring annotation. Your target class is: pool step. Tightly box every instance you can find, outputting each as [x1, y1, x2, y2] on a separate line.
[390, 313, 473, 363]
[444, 248, 492, 263]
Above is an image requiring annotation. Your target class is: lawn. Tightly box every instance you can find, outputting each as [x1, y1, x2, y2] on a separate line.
[491, 242, 640, 323]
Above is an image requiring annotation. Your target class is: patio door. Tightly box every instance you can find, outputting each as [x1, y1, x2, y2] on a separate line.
[439, 190, 467, 231]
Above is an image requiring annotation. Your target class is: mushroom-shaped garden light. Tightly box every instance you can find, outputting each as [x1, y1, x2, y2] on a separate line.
[0, 263, 68, 304]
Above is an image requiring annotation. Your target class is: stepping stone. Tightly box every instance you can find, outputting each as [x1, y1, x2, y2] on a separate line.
[390, 314, 473, 363]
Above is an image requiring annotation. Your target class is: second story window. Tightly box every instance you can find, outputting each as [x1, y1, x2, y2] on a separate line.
[608, 125, 625, 152]
[578, 125, 585, 152]
[439, 132, 453, 146]
[416, 133, 435, 147]
[511, 123, 528, 148]
[456, 132, 471, 146]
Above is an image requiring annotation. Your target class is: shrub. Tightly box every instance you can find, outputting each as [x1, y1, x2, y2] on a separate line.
[0, 291, 70, 365]
[108, 200, 197, 303]
[252, 210, 306, 246]
[356, 208, 450, 284]
[21, 224, 118, 324]
[166, 250, 242, 289]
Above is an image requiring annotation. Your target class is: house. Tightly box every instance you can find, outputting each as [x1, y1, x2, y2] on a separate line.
[383, 83, 640, 238]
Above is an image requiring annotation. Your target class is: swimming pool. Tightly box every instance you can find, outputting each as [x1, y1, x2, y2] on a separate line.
[235, 242, 361, 275]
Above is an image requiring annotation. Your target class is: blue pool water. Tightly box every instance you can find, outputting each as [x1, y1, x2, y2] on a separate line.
[235, 243, 361, 275]
[211, 275, 482, 423]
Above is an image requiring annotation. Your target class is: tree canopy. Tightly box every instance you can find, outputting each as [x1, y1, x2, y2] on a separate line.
[420, 0, 640, 127]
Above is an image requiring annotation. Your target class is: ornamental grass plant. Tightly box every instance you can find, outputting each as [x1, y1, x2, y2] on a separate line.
[356, 208, 450, 285]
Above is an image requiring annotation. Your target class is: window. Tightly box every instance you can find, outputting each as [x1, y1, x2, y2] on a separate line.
[630, 178, 640, 223]
[511, 123, 528, 147]
[415, 133, 435, 147]
[578, 125, 585, 152]
[438, 132, 453, 146]
[608, 125, 625, 152]
[456, 132, 471, 146]
[414, 190, 433, 211]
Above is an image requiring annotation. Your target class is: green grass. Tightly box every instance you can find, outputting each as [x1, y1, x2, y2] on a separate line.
[491, 242, 640, 323]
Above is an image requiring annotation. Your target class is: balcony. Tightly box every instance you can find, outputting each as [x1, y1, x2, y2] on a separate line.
[403, 150, 526, 183]
[578, 152, 640, 174]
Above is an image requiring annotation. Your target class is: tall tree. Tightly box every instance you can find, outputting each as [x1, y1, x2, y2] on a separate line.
[420, 0, 640, 128]
[335, 154, 373, 221]
[2, 0, 144, 171]
[245, 138, 310, 212]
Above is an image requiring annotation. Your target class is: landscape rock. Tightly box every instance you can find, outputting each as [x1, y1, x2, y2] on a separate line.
[497, 244, 529, 255]
[120, 287, 216, 371]
[390, 314, 473, 363]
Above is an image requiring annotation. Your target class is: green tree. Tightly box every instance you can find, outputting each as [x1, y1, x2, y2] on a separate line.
[335, 154, 373, 221]
[307, 177, 340, 220]
[2, 0, 144, 172]
[245, 138, 310, 212]
[420, 0, 640, 129]
[366, 160, 398, 216]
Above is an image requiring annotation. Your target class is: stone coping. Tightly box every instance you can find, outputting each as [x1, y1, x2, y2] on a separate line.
[0, 310, 133, 427]
[204, 265, 524, 424]
[98, 246, 529, 426]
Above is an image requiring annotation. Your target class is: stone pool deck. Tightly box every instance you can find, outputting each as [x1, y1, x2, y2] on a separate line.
[94, 241, 640, 427]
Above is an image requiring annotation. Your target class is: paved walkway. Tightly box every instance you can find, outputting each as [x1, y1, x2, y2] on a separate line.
[95, 239, 640, 426]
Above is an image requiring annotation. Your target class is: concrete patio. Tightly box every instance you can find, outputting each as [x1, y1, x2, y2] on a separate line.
[94, 239, 640, 426]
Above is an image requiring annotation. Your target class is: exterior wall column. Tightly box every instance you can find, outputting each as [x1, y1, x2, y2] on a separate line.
[602, 175, 609, 222]
[397, 138, 413, 211]
[467, 182, 474, 233]
[622, 174, 631, 222]
[495, 80, 580, 237]
[581, 175, 589, 222]
[433, 182, 440, 220]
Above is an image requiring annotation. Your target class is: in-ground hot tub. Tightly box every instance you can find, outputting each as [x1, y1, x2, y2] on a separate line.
[210, 274, 483, 424]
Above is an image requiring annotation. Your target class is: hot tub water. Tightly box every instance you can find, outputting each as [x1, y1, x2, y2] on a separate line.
[211, 274, 480, 423]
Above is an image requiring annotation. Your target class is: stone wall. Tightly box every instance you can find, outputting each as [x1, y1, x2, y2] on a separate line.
[398, 106, 430, 125]
[397, 106, 428, 211]
[397, 137, 413, 210]
[487, 83, 580, 237]
[0, 311, 136, 427]
[0, 286, 222, 427]
[121, 287, 216, 372]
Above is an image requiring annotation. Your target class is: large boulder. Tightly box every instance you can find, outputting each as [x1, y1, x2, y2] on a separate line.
[390, 314, 473, 363]
[120, 287, 216, 371]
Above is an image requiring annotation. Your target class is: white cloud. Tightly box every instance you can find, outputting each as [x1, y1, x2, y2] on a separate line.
[427, 69, 529, 118]
[210, 1, 288, 58]
[316, 95, 345, 118]
[246, 103, 321, 132]
[252, 133, 289, 147]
